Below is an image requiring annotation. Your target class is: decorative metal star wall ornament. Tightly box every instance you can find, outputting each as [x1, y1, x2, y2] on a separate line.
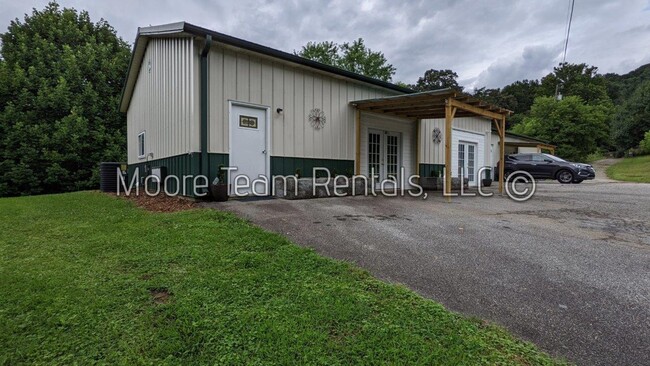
[432, 127, 442, 143]
[309, 108, 326, 130]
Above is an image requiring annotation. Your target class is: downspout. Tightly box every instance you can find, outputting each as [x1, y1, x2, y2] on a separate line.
[200, 35, 212, 183]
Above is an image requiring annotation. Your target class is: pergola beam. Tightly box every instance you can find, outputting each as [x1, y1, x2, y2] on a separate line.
[355, 94, 448, 109]
[449, 99, 505, 120]
[368, 103, 446, 112]
[351, 91, 511, 199]
[405, 111, 479, 119]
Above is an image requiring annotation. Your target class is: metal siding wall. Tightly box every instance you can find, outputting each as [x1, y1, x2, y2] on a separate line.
[420, 117, 492, 166]
[451, 129, 486, 180]
[127, 38, 198, 164]
[207, 45, 398, 159]
[359, 112, 417, 186]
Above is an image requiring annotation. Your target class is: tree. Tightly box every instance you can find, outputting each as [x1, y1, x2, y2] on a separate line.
[611, 79, 650, 152]
[472, 87, 516, 110]
[296, 41, 338, 66]
[501, 79, 540, 115]
[640, 131, 650, 154]
[538, 63, 611, 106]
[411, 69, 461, 91]
[512, 96, 610, 161]
[296, 39, 396, 82]
[604, 63, 650, 105]
[0, 2, 131, 196]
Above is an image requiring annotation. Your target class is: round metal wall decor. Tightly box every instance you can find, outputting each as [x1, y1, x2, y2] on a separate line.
[309, 108, 326, 130]
[432, 127, 442, 144]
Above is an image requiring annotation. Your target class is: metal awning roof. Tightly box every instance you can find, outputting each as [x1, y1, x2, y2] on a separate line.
[350, 88, 512, 120]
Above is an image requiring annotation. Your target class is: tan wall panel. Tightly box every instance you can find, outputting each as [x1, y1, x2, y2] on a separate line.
[420, 116, 492, 166]
[208, 45, 400, 159]
[360, 112, 417, 187]
[127, 38, 198, 164]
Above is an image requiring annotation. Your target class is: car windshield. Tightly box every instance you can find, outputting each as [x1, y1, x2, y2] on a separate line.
[543, 153, 566, 162]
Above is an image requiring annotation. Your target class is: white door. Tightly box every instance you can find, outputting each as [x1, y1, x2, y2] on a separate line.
[457, 142, 478, 185]
[368, 129, 401, 187]
[230, 104, 268, 195]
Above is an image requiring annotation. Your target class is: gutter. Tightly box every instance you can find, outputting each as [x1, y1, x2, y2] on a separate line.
[200, 35, 212, 182]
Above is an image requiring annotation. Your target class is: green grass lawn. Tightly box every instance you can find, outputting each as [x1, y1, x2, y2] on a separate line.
[0, 192, 563, 365]
[606, 155, 650, 183]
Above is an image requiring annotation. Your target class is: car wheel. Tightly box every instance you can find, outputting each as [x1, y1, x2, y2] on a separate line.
[556, 170, 574, 184]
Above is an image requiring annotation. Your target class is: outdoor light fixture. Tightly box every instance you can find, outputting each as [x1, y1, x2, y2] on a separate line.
[276, 108, 283, 114]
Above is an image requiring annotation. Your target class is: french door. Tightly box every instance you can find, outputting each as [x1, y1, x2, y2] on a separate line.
[368, 129, 400, 186]
[457, 142, 477, 185]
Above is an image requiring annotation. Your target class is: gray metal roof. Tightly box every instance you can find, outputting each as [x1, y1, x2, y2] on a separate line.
[119, 22, 414, 112]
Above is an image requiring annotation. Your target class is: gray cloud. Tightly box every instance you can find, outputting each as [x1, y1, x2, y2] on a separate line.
[471, 44, 562, 90]
[1, 0, 649, 88]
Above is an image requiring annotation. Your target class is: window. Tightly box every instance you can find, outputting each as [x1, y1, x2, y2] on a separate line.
[543, 153, 566, 162]
[457, 143, 465, 176]
[138, 132, 145, 158]
[531, 154, 546, 162]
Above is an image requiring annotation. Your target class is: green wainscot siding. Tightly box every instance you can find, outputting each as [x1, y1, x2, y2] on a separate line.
[419, 164, 445, 178]
[271, 156, 354, 178]
[126, 153, 228, 197]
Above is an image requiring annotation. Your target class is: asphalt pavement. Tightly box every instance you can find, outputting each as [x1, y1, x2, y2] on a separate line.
[205, 175, 650, 365]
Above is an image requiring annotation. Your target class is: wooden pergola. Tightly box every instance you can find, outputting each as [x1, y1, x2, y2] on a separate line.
[350, 88, 512, 196]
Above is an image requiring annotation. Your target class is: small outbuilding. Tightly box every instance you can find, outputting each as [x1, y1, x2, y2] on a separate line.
[119, 22, 513, 196]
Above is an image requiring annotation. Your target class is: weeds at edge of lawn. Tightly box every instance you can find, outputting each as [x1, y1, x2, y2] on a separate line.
[606, 155, 650, 183]
[0, 191, 567, 365]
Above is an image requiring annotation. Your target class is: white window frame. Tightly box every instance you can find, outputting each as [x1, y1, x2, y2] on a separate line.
[137, 131, 146, 159]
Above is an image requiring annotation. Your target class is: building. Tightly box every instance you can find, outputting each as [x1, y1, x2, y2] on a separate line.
[119, 22, 512, 196]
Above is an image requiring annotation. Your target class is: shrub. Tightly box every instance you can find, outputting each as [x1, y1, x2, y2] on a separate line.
[585, 150, 604, 163]
[639, 131, 650, 155]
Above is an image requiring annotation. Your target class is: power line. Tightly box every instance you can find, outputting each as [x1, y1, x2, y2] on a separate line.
[562, 0, 576, 64]
[556, 0, 576, 100]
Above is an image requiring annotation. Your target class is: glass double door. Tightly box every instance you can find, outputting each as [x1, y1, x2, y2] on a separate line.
[457, 142, 478, 184]
[368, 129, 400, 186]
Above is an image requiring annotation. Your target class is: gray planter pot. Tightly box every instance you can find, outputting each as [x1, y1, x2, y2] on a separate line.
[418, 177, 468, 191]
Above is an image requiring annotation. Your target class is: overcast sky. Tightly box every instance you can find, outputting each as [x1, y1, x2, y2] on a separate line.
[1, 0, 649, 89]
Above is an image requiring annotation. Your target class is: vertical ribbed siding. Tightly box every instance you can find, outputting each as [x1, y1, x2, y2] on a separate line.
[126, 38, 198, 164]
[419, 117, 492, 166]
[359, 111, 417, 185]
[208, 45, 399, 160]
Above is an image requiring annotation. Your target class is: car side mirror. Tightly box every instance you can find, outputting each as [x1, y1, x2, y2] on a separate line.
[544, 159, 553, 163]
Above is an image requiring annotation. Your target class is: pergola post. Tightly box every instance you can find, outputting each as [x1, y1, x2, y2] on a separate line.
[416, 119, 421, 177]
[350, 91, 512, 198]
[355, 109, 361, 175]
[499, 115, 506, 194]
[444, 101, 456, 199]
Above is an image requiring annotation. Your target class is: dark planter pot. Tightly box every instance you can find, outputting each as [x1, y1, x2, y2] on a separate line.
[419, 177, 439, 191]
[482, 178, 493, 187]
[210, 184, 229, 202]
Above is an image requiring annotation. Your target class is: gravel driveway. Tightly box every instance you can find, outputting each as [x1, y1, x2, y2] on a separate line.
[206, 177, 650, 365]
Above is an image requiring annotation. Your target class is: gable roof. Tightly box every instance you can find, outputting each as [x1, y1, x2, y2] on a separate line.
[119, 22, 413, 112]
